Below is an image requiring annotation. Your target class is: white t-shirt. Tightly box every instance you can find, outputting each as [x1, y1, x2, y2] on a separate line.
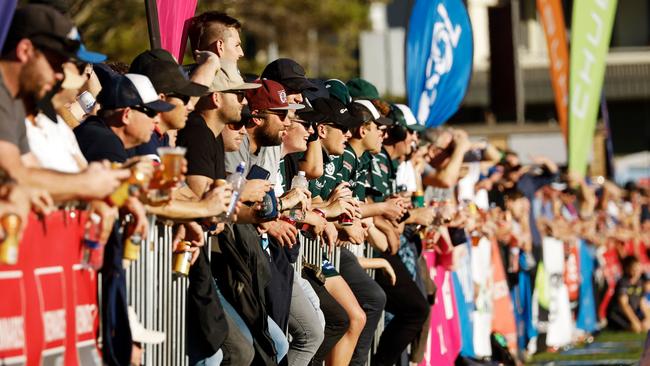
[25, 113, 86, 173]
[396, 160, 418, 193]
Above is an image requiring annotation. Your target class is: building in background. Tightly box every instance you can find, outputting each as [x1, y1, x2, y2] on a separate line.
[360, 0, 650, 172]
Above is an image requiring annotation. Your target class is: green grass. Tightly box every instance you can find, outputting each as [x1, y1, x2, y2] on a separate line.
[527, 331, 646, 365]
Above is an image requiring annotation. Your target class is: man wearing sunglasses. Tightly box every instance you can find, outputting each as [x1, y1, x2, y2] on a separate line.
[177, 61, 263, 200]
[128, 49, 209, 159]
[0, 4, 131, 203]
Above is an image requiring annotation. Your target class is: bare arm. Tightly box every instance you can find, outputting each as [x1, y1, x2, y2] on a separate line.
[298, 140, 324, 180]
[185, 174, 213, 197]
[3, 143, 127, 201]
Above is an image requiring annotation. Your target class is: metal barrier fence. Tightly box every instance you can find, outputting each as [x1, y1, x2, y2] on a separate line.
[125, 217, 189, 366]
[122, 220, 385, 366]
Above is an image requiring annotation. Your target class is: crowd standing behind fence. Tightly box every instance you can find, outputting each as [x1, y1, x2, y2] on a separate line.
[0, 3, 649, 366]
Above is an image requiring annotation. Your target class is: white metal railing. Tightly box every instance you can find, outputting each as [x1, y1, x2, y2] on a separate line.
[125, 218, 188, 366]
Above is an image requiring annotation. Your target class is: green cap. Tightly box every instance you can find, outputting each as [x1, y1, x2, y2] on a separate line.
[346, 78, 380, 100]
[325, 79, 351, 105]
[392, 104, 426, 132]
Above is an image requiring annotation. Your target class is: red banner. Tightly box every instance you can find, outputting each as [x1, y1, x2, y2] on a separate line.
[0, 210, 98, 366]
[536, 0, 569, 142]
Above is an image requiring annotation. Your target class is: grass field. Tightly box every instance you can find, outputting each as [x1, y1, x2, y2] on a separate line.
[528, 331, 646, 365]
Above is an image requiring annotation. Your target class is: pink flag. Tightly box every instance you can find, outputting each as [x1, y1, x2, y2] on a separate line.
[156, 0, 198, 62]
[421, 251, 461, 366]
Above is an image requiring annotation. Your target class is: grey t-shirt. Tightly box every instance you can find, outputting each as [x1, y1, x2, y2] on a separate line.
[224, 135, 281, 186]
[0, 74, 29, 154]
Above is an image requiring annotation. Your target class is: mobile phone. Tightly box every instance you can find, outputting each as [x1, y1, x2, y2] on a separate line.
[463, 148, 485, 163]
[247, 164, 270, 180]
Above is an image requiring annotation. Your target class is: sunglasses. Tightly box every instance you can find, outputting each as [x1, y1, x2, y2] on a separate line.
[131, 105, 158, 118]
[290, 118, 313, 130]
[167, 93, 191, 105]
[323, 123, 349, 134]
[227, 120, 247, 130]
[223, 90, 246, 102]
[264, 110, 289, 120]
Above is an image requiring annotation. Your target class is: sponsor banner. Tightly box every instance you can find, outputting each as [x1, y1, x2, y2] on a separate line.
[564, 242, 580, 301]
[576, 239, 597, 333]
[536, 0, 569, 142]
[542, 237, 573, 348]
[420, 251, 461, 366]
[568, 0, 618, 176]
[156, 0, 198, 62]
[489, 240, 517, 352]
[471, 237, 492, 357]
[452, 244, 475, 358]
[406, 0, 473, 127]
[0, 211, 95, 366]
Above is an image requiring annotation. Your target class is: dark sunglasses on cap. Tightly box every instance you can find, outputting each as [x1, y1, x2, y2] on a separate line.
[131, 105, 158, 118]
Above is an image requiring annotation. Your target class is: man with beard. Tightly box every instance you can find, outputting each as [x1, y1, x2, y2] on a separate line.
[176, 61, 266, 366]
[0, 4, 127, 201]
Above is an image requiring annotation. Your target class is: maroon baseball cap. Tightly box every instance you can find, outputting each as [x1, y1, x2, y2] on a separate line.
[245, 79, 304, 111]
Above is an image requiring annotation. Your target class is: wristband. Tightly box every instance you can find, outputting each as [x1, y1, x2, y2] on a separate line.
[312, 208, 326, 218]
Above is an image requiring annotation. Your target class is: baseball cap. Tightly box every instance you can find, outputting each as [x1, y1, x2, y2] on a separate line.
[346, 78, 380, 100]
[353, 100, 393, 126]
[97, 73, 175, 113]
[261, 58, 318, 92]
[393, 104, 426, 132]
[246, 79, 304, 111]
[68, 27, 106, 64]
[310, 98, 363, 129]
[325, 79, 352, 105]
[130, 50, 208, 97]
[128, 307, 165, 344]
[302, 78, 329, 101]
[297, 98, 328, 124]
[3, 4, 103, 64]
[209, 61, 260, 92]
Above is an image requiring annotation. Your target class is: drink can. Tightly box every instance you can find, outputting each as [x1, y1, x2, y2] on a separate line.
[280, 215, 297, 226]
[77, 91, 96, 114]
[123, 233, 142, 261]
[172, 241, 193, 277]
[412, 190, 425, 208]
[0, 214, 21, 265]
[338, 213, 353, 226]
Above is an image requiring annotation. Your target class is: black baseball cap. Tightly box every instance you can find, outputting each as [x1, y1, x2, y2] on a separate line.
[310, 98, 363, 129]
[261, 58, 319, 93]
[97, 72, 174, 113]
[129, 49, 208, 97]
[297, 98, 328, 124]
[3, 4, 80, 60]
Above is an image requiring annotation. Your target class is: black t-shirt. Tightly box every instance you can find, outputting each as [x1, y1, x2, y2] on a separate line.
[608, 276, 646, 320]
[176, 112, 225, 180]
[74, 116, 128, 163]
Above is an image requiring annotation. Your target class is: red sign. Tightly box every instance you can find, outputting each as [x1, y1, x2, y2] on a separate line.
[0, 210, 99, 366]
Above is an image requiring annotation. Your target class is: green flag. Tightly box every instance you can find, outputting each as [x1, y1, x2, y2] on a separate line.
[569, 0, 617, 177]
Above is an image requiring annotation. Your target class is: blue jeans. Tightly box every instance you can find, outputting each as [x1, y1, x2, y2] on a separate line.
[192, 349, 223, 366]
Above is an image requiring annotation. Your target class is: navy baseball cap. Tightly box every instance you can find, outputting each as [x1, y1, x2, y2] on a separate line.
[261, 58, 319, 92]
[97, 72, 174, 113]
